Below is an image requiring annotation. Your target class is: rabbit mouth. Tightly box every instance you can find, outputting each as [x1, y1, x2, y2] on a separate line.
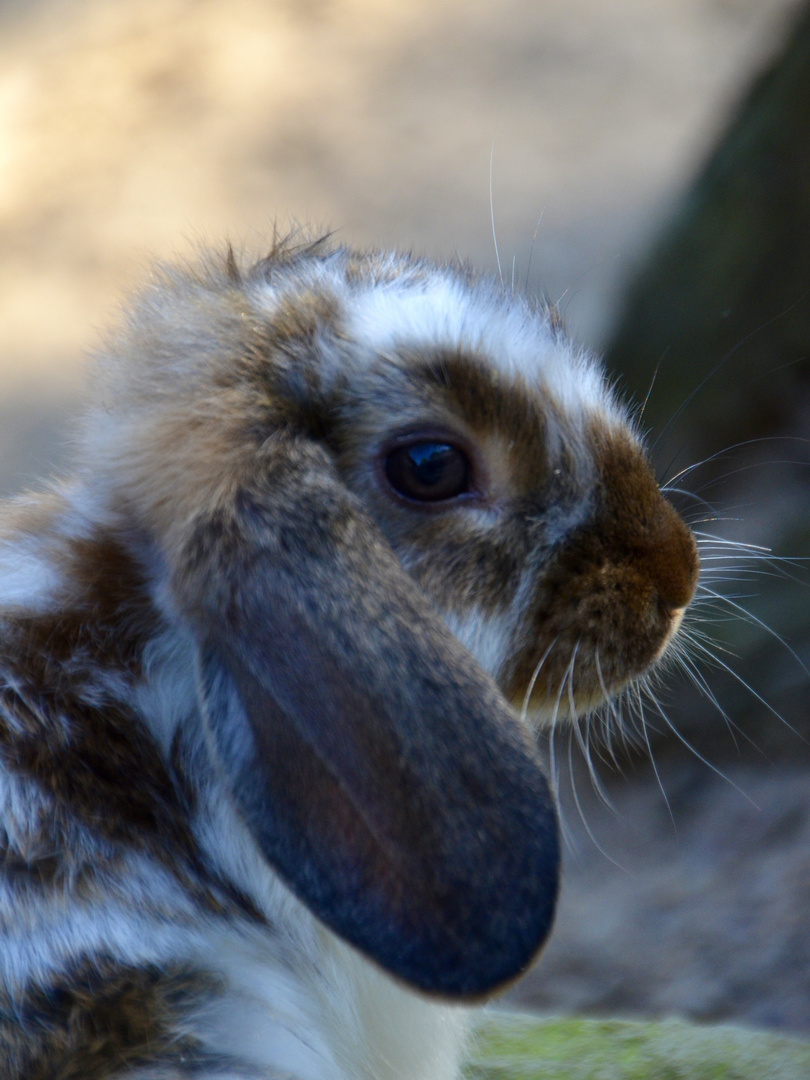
[502, 427, 699, 723]
[505, 569, 697, 723]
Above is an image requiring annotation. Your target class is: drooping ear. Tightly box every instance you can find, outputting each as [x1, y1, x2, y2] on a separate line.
[179, 435, 558, 999]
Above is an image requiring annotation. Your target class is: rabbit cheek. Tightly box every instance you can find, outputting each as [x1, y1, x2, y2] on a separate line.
[506, 429, 699, 717]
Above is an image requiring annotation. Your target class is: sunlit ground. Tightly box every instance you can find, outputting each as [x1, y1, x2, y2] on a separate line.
[0, 0, 799, 489]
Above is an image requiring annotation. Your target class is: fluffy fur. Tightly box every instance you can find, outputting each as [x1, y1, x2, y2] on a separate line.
[0, 235, 698, 1079]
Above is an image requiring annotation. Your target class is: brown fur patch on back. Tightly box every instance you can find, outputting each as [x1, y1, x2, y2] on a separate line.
[0, 958, 221, 1079]
[0, 530, 180, 859]
[0, 529, 263, 920]
[50, 530, 162, 674]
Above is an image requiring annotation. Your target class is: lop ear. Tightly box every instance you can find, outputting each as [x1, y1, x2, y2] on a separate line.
[180, 436, 558, 999]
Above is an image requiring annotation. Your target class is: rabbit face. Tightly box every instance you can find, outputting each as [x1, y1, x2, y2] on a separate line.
[327, 353, 698, 720]
[220, 244, 700, 721]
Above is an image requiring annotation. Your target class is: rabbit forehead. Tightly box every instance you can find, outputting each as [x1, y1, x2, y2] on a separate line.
[340, 273, 613, 417]
[252, 256, 616, 420]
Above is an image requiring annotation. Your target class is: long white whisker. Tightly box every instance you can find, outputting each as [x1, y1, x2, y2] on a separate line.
[672, 643, 751, 753]
[548, 687, 581, 862]
[520, 641, 555, 725]
[639, 704, 676, 832]
[489, 142, 502, 285]
[638, 353, 665, 426]
[685, 632, 806, 743]
[548, 672, 569, 807]
[564, 670, 626, 871]
[567, 732, 626, 870]
[693, 531, 773, 552]
[643, 684, 761, 809]
[568, 644, 616, 809]
[698, 587, 810, 681]
[659, 428, 810, 484]
[594, 649, 624, 767]
[660, 486, 718, 515]
[524, 211, 544, 292]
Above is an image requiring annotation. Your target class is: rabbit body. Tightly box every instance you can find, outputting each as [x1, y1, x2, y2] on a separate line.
[0, 238, 698, 1078]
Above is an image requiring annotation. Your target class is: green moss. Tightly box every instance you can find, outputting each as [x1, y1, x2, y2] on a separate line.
[466, 1013, 810, 1080]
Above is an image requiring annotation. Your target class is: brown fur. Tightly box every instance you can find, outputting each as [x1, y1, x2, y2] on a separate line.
[0, 532, 186, 856]
[0, 958, 219, 1080]
[0, 529, 263, 921]
[504, 420, 699, 707]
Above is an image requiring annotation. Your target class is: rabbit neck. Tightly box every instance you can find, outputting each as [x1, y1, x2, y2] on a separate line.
[191, 921, 472, 1080]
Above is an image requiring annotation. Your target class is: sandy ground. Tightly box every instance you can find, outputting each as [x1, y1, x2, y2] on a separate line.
[0, 0, 801, 491]
[0, 0, 807, 1036]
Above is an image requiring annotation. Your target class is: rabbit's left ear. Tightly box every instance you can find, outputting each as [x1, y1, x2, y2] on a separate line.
[182, 435, 558, 1000]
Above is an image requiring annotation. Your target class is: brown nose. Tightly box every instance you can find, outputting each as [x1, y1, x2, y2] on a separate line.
[589, 425, 700, 615]
[647, 498, 700, 612]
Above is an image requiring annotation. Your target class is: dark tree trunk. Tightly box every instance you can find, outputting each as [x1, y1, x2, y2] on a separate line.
[606, 0, 810, 480]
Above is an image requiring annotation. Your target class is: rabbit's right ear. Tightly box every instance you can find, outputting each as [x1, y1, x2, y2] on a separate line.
[178, 435, 558, 1000]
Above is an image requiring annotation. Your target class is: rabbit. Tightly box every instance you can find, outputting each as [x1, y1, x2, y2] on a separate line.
[0, 233, 698, 1080]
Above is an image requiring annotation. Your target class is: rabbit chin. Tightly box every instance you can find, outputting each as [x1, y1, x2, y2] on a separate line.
[509, 604, 690, 726]
[513, 682, 631, 727]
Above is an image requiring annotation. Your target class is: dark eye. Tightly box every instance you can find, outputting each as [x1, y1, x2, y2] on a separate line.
[384, 441, 472, 503]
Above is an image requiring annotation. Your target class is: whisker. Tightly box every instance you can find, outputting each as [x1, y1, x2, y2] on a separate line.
[698, 587, 810, 681]
[489, 141, 502, 285]
[652, 288, 810, 452]
[567, 644, 617, 810]
[548, 691, 582, 863]
[565, 704, 626, 871]
[670, 643, 750, 753]
[547, 671, 569, 808]
[524, 212, 544, 293]
[693, 531, 773, 552]
[639, 702, 677, 832]
[662, 435, 810, 488]
[685, 633, 807, 744]
[643, 684, 761, 810]
[520, 641, 555, 725]
[595, 650, 625, 768]
[660, 485, 718, 515]
[638, 353, 665, 427]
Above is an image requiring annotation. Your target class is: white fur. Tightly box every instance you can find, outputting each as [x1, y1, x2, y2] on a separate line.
[0, 539, 61, 611]
[192, 928, 470, 1080]
[0, 845, 198, 993]
[441, 607, 516, 681]
[252, 257, 617, 425]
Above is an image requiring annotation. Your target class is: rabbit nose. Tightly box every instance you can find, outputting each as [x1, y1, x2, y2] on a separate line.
[647, 498, 700, 613]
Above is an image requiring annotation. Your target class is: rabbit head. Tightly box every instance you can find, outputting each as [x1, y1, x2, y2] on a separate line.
[6, 237, 699, 1021]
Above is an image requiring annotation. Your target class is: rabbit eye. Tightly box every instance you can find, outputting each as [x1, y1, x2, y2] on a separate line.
[384, 441, 471, 503]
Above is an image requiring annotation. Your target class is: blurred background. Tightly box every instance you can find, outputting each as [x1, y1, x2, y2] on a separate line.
[1, 0, 808, 1037]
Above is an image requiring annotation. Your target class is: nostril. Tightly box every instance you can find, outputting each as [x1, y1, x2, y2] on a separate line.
[657, 598, 688, 626]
